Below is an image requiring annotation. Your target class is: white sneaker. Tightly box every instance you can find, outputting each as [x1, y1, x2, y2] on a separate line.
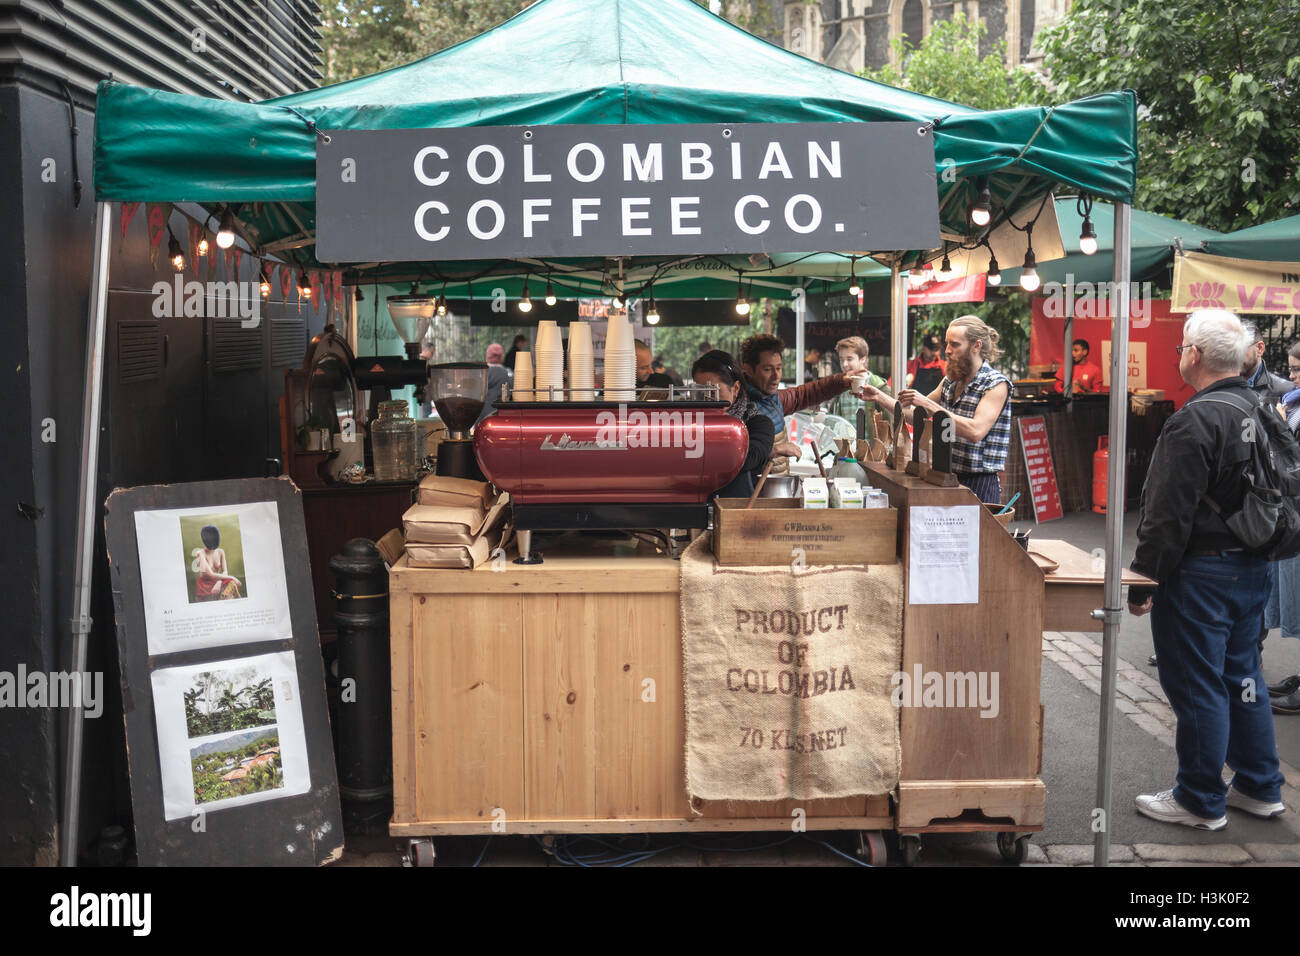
[1225, 787, 1286, 818]
[1135, 789, 1227, 830]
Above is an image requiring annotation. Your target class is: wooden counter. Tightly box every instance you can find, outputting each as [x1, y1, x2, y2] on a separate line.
[390, 467, 1066, 840]
[1032, 538, 1156, 632]
[389, 534, 890, 834]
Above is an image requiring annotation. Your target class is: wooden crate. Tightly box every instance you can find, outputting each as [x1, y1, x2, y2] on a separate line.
[712, 498, 898, 566]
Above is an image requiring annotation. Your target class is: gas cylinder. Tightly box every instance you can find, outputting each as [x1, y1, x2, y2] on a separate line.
[1092, 436, 1109, 514]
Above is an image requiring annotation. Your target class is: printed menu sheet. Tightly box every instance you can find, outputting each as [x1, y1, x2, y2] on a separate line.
[134, 501, 292, 654]
[908, 505, 980, 605]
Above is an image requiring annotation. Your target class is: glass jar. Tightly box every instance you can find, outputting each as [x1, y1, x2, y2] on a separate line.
[371, 400, 417, 481]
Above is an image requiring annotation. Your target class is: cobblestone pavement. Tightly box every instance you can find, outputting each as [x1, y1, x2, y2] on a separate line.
[333, 630, 1300, 867]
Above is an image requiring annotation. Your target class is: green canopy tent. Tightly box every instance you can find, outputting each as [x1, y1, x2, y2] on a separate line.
[1202, 214, 1300, 262]
[75, 0, 1139, 866]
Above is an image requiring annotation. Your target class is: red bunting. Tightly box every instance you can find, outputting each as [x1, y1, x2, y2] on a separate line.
[333, 271, 345, 306]
[120, 202, 140, 238]
[145, 203, 170, 270]
[309, 270, 322, 309]
[279, 264, 291, 300]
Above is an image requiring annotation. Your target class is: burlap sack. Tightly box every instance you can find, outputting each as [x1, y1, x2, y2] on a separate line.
[680, 533, 902, 802]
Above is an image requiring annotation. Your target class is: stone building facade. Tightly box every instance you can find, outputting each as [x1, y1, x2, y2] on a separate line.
[779, 0, 1072, 74]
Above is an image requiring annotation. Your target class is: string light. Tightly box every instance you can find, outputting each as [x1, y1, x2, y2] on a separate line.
[908, 251, 927, 289]
[216, 208, 236, 249]
[197, 234, 209, 256]
[544, 275, 557, 307]
[259, 265, 271, 298]
[968, 179, 992, 227]
[1078, 194, 1098, 255]
[518, 276, 533, 313]
[938, 246, 954, 281]
[1019, 239, 1040, 292]
[436, 282, 447, 316]
[298, 270, 312, 297]
[168, 229, 185, 272]
[847, 256, 861, 297]
[646, 289, 660, 325]
[987, 251, 1002, 286]
[734, 276, 750, 316]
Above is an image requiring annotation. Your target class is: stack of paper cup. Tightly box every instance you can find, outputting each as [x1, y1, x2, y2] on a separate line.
[533, 321, 564, 402]
[513, 351, 534, 401]
[603, 313, 637, 401]
[568, 322, 595, 400]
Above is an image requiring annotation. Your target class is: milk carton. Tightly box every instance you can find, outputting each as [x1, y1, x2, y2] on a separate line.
[801, 476, 829, 509]
[830, 477, 864, 509]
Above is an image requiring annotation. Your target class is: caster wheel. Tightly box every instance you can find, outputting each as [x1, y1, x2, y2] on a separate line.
[899, 834, 921, 867]
[858, 830, 888, 865]
[997, 831, 1028, 864]
[404, 838, 436, 867]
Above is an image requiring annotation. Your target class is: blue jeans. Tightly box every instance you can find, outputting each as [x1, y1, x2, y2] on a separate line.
[1150, 552, 1283, 817]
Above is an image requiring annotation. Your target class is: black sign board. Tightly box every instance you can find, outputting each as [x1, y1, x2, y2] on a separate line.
[780, 293, 891, 362]
[104, 478, 343, 866]
[316, 122, 939, 261]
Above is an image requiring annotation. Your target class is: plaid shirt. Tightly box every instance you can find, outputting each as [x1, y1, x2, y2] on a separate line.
[940, 362, 1012, 474]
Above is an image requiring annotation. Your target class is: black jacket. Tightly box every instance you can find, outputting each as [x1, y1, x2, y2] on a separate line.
[1130, 376, 1261, 591]
[715, 407, 775, 499]
[1247, 358, 1291, 403]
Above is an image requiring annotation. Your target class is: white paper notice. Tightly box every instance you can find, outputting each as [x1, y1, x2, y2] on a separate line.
[908, 505, 980, 605]
[151, 652, 311, 821]
[134, 501, 292, 655]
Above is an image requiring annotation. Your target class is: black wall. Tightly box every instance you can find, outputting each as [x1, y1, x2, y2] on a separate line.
[0, 79, 328, 864]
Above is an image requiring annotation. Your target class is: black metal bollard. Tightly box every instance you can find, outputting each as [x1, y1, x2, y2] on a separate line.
[330, 538, 393, 832]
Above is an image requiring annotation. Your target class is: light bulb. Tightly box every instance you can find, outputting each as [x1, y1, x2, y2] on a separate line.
[168, 235, 185, 272]
[987, 254, 1002, 287]
[848, 280, 861, 297]
[611, 294, 624, 310]
[197, 236, 209, 256]
[847, 257, 860, 297]
[518, 278, 532, 313]
[969, 181, 992, 227]
[735, 300, 750, 316]
[298, 271, 311, 297]
[734, 277, 749, 315]
[436, 294, 447, 316]
[259, 274, 270, 298]
[646, 298, 660, 325]
[545, 278, 556, 307]
[1019, 248, 1039, 292]
[1079, 216, 1098, 255]
[938, 253, 953, 281]
[216, 209, 236, 249]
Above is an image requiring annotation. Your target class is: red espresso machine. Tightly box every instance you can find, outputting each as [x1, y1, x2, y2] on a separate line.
[475, 388, 748, 562]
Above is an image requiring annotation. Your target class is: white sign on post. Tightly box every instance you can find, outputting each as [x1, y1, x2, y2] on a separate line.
[1101, 339, 1147, 390]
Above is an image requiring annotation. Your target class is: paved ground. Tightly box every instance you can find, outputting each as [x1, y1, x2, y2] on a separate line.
[334, 511, 1300, 867]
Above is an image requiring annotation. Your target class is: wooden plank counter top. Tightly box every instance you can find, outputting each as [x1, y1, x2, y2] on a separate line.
[1031, 538, 1154, 632]
[1031, 538, 1155, 587]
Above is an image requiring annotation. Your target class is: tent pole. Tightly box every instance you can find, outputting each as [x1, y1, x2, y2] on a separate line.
[891, 259, 906, 392]
[61, 201, 113, 867]
[794, 282, 806, 386]
[1093, 200, 1132, 867]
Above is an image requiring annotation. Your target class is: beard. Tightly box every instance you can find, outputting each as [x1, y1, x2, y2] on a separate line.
[946, 351, 974, 381]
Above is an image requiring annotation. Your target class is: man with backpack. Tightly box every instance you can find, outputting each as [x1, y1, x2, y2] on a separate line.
[1128, 309, 1294, 830]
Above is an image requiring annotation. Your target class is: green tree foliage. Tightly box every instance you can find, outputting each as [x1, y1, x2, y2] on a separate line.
[320, 1, 528, 84]
[863, 13, 1046, 375]
[1039, 0, 1300, 232]
[863, 12, 1047, 109]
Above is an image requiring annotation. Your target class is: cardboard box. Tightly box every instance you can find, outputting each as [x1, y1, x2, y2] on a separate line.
[712, 498, 897, 566]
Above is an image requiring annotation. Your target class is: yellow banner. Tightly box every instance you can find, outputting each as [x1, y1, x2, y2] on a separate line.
[1172, 251, 1300, 314]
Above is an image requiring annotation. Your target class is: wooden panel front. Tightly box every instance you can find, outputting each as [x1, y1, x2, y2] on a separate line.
[522, 593, 598, 819]
[594, 592, 690, 820]
[867, 465, 1045, 785]
[410, 593, 525, 822]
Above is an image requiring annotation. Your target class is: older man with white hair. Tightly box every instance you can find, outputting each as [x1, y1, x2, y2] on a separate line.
[1128, 309, 1286, 830]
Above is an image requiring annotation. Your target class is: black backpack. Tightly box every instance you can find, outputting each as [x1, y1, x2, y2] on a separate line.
[1186, 390, 1300, 561]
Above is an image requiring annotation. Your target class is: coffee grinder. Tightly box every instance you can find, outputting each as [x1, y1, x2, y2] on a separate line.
[429, 362, 488, 481]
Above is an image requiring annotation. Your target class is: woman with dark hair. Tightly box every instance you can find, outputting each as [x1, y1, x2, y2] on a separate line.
[193, 524, 243, 601]
[692, 349, 778, 498]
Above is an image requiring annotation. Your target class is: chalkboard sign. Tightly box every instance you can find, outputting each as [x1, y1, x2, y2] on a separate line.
[105, 477, 343, 866]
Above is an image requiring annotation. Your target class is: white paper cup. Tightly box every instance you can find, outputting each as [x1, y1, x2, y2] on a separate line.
[513, 352, 533, 399]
